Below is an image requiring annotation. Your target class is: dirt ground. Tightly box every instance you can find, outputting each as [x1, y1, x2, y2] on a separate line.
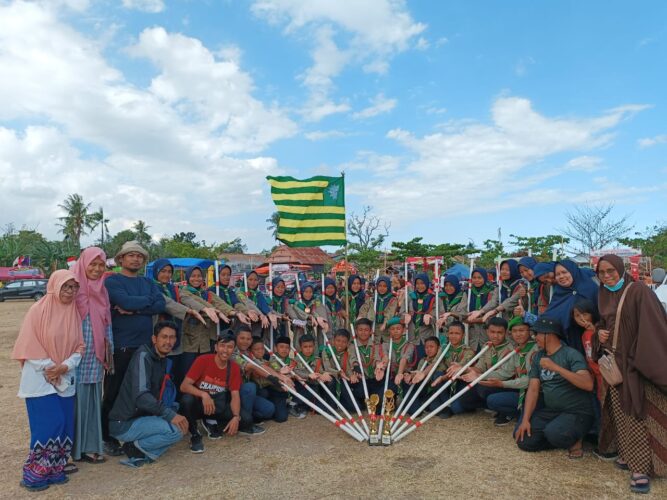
[1, 301, 664, 500]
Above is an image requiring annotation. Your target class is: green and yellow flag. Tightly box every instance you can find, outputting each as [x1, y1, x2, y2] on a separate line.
[267, 175, 346, 247]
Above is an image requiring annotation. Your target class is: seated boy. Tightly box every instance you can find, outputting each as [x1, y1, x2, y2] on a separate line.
[322, 329, 360, 412]
[267, 336, 301, 422]
[292, 334, 328, 413]
[179, 331, 252, 453]
[109, 321, 187, 467]
[350, 318, 384, 404]
[516, 317, 594, 459]
[404, 336, 448, 417]
[432, 321, 475, 418]
[448, 317, 515, 419]
[375, 317, 416, 399]
[485, 316, 539, 426]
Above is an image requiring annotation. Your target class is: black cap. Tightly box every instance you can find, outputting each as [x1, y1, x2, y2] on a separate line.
[216, 329, 236, 343]
[532, 317, 564, 338]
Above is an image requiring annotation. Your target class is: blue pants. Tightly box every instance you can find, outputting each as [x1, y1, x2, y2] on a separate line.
[267, 387, 289, 423]
[517, 408, 594, 452]
[240, 382, 275, 421]
[487, 390, 521, 418]
[458, 384, 515, 412]
[324, 379, 362, 412]
[110, 416, 182, 460]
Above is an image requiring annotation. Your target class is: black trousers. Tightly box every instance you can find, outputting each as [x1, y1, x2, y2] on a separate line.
[179, 393, 252, 435]
[102, 347, 136, 442]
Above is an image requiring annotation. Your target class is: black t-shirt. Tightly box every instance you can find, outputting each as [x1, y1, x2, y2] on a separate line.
[529, 345, 594, 416]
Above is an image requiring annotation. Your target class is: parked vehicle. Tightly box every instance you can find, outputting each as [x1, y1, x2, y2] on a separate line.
[0, 279, 48, 302]
[652, 268, 667, 312]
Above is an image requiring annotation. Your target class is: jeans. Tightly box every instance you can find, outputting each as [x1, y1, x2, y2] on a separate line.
[487, 390, 521, 418]
[102, 347, 136, 442]
[241, 382, 275, 421]
[110, 416, 182, 460]
[517, 408, 594, 452]
[457, 384, 516, 412]
[179, 393, 252, 435]
[267, 387, 289, 422]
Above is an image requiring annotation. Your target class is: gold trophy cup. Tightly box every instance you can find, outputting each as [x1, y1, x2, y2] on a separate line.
[366, 394, 381, 446]
[381, 389, 395, 446]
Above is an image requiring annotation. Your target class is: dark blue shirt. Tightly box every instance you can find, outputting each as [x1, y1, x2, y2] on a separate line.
[105, 273, 166, 349]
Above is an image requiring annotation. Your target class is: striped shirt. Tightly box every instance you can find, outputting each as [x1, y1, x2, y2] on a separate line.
[76, 314, 113, 384]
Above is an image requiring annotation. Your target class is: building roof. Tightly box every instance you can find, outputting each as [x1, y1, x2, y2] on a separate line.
[266, 245, 334, 266]
[217, 253, 265, 265]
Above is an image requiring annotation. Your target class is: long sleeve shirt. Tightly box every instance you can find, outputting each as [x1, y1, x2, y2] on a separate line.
[18, 353, 82, 398]
[105, 273, 166, 349]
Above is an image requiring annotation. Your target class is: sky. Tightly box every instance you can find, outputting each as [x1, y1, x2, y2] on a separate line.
[1, 0, 666, 253]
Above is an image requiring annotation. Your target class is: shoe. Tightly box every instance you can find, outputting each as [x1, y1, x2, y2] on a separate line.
[592, 449, 618, 461]
[239, 424, 266, 436]
[122, 442, 146, 460]
[190, 434, 205, 454]
[494, 414, 514, 427]
[483, 409, 496, 415]
[289, 407, 307, 419]
[438, 409, 452, 419]
[202, 420, 223, 440]
[104, 440, 124, 457]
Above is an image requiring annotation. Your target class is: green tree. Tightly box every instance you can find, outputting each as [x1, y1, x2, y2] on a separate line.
[619, 223, 667, 268]
[106, 229, 138, 258]
[508, 234, 570, 260]
[266, 212, 280, 241]
[90, 207, 110, 247]
[477, 239, 505, 268]
[132, 220, 152, 248]
[390, 237, 432, 261]
[57, 193, 98, 249]
[215, 238, 247, 254]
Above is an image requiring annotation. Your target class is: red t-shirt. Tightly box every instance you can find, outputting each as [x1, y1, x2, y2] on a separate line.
[186, 354, 242, 394]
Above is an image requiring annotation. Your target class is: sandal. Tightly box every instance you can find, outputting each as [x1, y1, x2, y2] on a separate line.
[79, 453, 107, 464]
[614, 459, 629, 471]
[63, 463, 78, 474]
[630, 474, 650, 494]
[568, 447, 584, 459]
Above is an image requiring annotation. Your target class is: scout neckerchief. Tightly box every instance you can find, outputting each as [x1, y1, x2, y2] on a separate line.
[469, 283, 493, 311]
[233, 347, 251, 381]
[185, 284, 212, 303]
[515, 341, 536, 407]
[537, 283, 550, 314]
[342, 290, 363, 320]
[299, 352, 320, 372]
[417, 354, 438, 393]
[491, 340, 511, 365]
[410, 290, 434, 327]
[325, 293, 342, 314]
[500, 279, 522, 303]
[445, 344, 467, 397]
[297, 296, 318, 315]
[326, 347, 349, 398]
[375, 292, 394, 325]
[272, 294, 288, 314]
[155, 280, 178, 301]
[439, 291, 463, 312]
[217, 284, 237, 306]
[357, 341, 375, 378]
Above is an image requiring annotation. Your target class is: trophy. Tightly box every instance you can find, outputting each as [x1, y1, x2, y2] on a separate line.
[381, 389, 395, 446]
[366, 394, 381, 446]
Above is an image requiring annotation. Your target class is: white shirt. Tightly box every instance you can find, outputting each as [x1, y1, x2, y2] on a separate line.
[17, 353, 82, 398]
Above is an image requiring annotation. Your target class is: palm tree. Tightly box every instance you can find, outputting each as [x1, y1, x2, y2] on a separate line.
[57, 193, 97, 249]
[266, 211, 280, 241]
[132, 220, 152, 248]
[90, 207, 110, 246]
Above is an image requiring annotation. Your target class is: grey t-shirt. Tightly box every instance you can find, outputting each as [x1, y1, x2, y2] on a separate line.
[529, 345, 594, 416]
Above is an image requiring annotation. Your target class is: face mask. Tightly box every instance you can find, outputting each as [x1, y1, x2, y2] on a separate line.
[604, 277, 625, 292]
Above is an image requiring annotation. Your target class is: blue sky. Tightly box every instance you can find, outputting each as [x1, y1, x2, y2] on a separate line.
[0, 0, 665, 253]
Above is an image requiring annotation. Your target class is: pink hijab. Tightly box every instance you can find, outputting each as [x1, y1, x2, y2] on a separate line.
[71, 247, 111, 363]
[12, 270, 84, 364]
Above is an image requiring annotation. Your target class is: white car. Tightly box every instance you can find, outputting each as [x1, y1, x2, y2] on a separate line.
[652, 268, 667, 312]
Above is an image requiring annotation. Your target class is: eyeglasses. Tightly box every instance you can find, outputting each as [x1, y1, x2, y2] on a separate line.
[61, 284, 80, 292]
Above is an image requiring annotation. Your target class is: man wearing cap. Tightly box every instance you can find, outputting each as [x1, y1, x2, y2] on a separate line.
[103, 241, 166, 456]
[515, 316, 595, 458]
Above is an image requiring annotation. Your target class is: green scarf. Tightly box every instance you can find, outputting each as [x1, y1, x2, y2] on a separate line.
[517, 341, 536, 408]
[470, 284, 494, 310]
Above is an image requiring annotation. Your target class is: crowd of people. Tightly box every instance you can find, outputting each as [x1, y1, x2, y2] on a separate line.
[11, 241, 667, 494]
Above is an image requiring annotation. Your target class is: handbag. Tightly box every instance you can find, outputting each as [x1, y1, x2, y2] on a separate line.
[598, 283, 632, 386]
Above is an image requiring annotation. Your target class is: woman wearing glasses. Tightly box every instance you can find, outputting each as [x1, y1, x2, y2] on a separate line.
[12, 270, 85, 492]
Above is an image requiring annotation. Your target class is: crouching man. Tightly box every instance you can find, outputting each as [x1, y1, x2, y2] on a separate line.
[109, 321, 187, 468]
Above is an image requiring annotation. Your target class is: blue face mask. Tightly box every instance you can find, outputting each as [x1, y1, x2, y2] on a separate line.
[604, 277, 625, 292]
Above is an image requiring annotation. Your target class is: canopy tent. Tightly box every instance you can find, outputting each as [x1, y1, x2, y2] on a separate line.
[145, 258, 217, 284]
[442, 263, 471, 281]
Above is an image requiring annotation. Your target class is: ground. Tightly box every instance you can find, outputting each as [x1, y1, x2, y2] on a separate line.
[0, 300, 664, 500]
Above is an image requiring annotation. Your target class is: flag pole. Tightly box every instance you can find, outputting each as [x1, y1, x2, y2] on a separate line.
[269, 262, 274, 351]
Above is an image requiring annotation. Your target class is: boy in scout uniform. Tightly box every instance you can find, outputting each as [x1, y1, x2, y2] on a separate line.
[322, 329, 360, 411]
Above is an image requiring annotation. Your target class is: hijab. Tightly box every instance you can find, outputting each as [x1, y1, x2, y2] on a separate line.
[72, 247, 111, 364]
[271, 277, 289, 313]
[346, 275, 366, 312]
[499, 259, 522, 302]
[185, 266, 210, 300]
[518, 256, 537, 271]
[12, 270, 85, 365]
[469, 267, 493, 311]
[411, 273, 435, 318]
[442, 275, 463, 308]
[244, 271, 270, 315]
[214, 265, 238, 305]
[323, 277, 342, 313]
[301, 282, 316, 306]
[375, 276, 394, 321]
[533, 262, 555, 279]
[544, 259, 598, 351]
[152, 258, 178, 300]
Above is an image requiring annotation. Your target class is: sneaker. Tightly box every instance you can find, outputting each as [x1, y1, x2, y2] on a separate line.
[122, 442, 146, 460]
[438, 408, 452, 419]
[190, 434, 204, 454]
[104, 440, 124, 457]
[239, 424, 267, 436]
[593, 449, 619, 461]
[201, 420, 223, 440]
[483, 409, 496, 415]
[494, 414, 514, 427]
[289, 407, 307, 419]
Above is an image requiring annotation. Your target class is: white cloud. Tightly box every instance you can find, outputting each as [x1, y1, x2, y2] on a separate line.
[351, 93, 397, 120]
[122, 0, 165, 14]
[252, 0, 424, 121]
[564, 155, 603, 172]
[515, 56, 535, 76]
[304, 130, 348, 141]
[435, 37, 448, 47]
[415, 37, 429, 50]
[638, 134, 667, 148]
[0, 1, 294, 250]
[353, 97, 646, 225]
